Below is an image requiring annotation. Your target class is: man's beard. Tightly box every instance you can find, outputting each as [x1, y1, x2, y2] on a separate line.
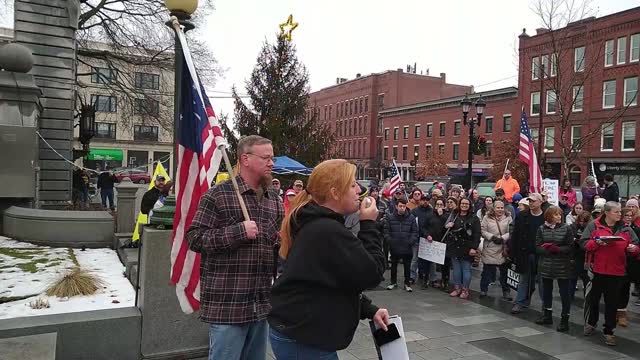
[259, 173, 273, 189]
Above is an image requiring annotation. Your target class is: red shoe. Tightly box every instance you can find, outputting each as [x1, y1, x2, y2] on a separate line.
[449, 286, 461, 297]
[459, 289, 470, 299]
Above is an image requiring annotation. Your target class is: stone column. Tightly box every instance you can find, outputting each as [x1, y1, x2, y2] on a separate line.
[139, 228, 209, 359]
[115, 178, 139, 234]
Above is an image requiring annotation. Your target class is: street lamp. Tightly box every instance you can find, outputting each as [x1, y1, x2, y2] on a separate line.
[413, 150, 419, 180]
[461, 95, 486, 190]
[165, 0, 197, 179]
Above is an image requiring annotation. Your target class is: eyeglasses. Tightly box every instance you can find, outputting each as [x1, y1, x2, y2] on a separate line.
[246, 152, 274, 162]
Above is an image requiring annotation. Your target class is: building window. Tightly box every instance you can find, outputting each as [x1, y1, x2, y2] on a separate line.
[503, 115, 512, 132]
[134, 72, 160, 90]
[617, 37, 627, 65]
[531, 128, 539, 146]
[454, 120, 461, 136]
[329, 105, 332, 119]
[427, 124, 433, 137]
[485, 117, 493, 133]
[570, 166, 581, 187]
[359, 98, 363, 113]
[383, 147, 389, 160]
[452, 144, 459, 160]
[546, 90, 557, 114]
[550, 53, 558, 77]
[365, 97, 369, 112]
[91, 67, 117, 84]
[541, 54, 549, 78]
[603, 80, 616, 109]
[403, 126, 409, 139]
[544, 127, 555, 151]
[402, 146, 408, 161]
[573, 86, 584, 111]
[438, 144, 445, 155]
[624, 77, 638, 106]
[531, 56, 540, 80]
[378, 94, 385, 110]
[605, 40, 614, 67]
[349, 100, 353, 115]
[358, 118, 363, 135]
[414, 124, 421, 138]
[622, 121, 636, 151]
[392, 146, 398, 159]
[384, 128, 389, 141]
[94, 122, 116, 139]
[631, 33, 640, 62]
[414, 145, 420, 160]
[393, 127, 399, 140]
[571, 125, 581, 150]
[91, 95, 117, 112]
[134, 98, 160, 116]
[601, 124, 614, 151]
[531, 92, 541, 115]
[339, 103, 343, 117]
[439, 122, 446, 136]
[363, 116, 367, 134]
[134, 125, 159, 141]
[574, 46, 585, 72]
[484, 142, 493, 159]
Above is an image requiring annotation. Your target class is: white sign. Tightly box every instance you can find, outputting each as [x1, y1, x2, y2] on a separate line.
[417, 238, 446, 265]
[506, 263, 520, 290]
[370, 315, 409, 360]
[543, 178, 559, 206]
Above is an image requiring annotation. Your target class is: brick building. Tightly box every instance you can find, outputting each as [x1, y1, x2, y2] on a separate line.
[379, 87, 519, 182]
[518, 7, 640, 198]
[309, 69, 471, 178]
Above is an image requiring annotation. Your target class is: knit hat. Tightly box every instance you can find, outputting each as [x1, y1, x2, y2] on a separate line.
[512, 193, 523, 202]
[593, 198, 606, 213]
[626, 199, 639, 208]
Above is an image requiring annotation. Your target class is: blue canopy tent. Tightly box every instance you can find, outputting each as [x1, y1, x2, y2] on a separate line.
[272, 156, 313, 176]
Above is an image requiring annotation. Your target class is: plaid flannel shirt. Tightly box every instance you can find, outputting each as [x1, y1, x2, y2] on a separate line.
[186, 175, 284, 324]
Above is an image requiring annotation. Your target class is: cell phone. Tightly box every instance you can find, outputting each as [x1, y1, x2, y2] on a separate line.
[373, 323, 401, 347]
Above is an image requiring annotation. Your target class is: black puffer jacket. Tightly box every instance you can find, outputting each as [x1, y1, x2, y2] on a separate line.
[571, 222, 588, 273]
[535, 223, 574, 279]
[412, 205, 434, 238]
[444, 212, 481, 260]
[383, 210, 419, 256]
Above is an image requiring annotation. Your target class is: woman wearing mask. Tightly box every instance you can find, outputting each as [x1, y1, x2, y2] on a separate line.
[581, 176, 600, 211]
[566, 202, 585, 225]
[535, 206, 575, 332]
[476, 196, 494, 221]
[480, 200, 513, 300]
[269, 160, 389, 359]
[445, 198, 481, 299]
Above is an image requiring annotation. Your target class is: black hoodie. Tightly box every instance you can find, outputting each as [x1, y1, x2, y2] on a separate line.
[268, 202, 385, 351]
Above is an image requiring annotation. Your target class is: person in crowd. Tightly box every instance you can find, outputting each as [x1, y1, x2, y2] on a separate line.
[369, 187, 387, 218]
[601, 174, 620, 203]
[480, 200, 513, 300]
[558, 194, 571, 219]
[269, 159, 389, 359]
[80, 173, 91, 209]
[495, 188, 515, 218]
[570, 211, 593, 301]
[431, 188, 443, 201]
[582, 201, 639, 346]
[566, 202, 585, 225]
[140, 174, 166, 215]
[97, 168, 118, 211]
[380, 189, 392, 211]
[446, 196, 458, 213]
[517, 198, 530, 213]
[271, 178, 283, 200]
[535, 206, 575, 332]
[450, 186, 463, 200]
[407, 188, 422, 211]
[494, 170, 521, 202]
[445, 197, 481, 299]
[512, 193, 523, 216]
[592, 198, 606, 220]
[471, 189, 483, 213]
[510, 193, 546, 314]
[412, 194, 434, 288]
[476, 196, 494, 221]
[186, 135, 284, 360]
[388, 188, 406, 214]
[430, 198, 450, 289]
[625, 200, 640, 306]
[148, 181, 173, 220]
[616, 206, 640, 328]
[582, 176, 600, 211]
[283, 189, 297, 215]
[559, 178, 578, 207]
[293, 179, 304, 194]
[541, 191, 552, 212]
[384, 198, 419, 292]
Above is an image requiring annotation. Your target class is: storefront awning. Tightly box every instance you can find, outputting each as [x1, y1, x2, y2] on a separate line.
[84, 148, 123, 161]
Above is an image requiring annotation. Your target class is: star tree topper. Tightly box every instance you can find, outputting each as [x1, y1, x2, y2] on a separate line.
[279, 14, 298, 41]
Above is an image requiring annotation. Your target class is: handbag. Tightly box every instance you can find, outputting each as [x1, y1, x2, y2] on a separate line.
[495, 217, 509, 258]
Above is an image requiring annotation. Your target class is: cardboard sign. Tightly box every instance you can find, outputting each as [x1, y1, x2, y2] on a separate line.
[506, 262, 520, 290]
[417, 238, 446, 265]
[542, 178, 559, 206]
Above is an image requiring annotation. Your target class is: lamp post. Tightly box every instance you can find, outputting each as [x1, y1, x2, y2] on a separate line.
[461, 95, 486, 191]
[164, 0, 197, 179]
[413, 150, 419, 180]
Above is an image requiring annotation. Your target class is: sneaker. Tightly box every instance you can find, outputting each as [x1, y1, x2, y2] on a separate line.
[480, 291, 488, 297]
[404, 285, 413, 292]
[584, 324, 596, 336]
[449, 286, 462, 297]
[605, 334, 616, 346]
[511, 304, 524, 314]
[386, 283, 397, 290]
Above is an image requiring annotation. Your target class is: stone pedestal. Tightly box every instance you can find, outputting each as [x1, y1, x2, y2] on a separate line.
[139, 227, 209, 359]
[115, 179, 139, 234]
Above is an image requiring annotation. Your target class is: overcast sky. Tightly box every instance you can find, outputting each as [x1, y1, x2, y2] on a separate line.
[203, 0, 639, 118]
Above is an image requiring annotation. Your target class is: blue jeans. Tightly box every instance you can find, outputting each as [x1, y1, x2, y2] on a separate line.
[515, 254, 544, 307]
[270, 328, 338, 360]
[410, 244, 419, 280]
[101, 188, 115, 209]
[451, 257, 472, 288]
[209, 320, 268, 360]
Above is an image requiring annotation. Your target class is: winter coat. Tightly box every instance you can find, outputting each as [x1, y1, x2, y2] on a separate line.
[480, 214, 512, 265]
[97, 172, 117, 190]
[383, 210, 419, 256]
[412, 206, 434, 239]
[566, 213, 577, 225]
[571, 222, 588, 272]
[559, 188, 578, 207]
[582, 215, 639, 276]
[444, 212, 481, 260]
[581, 186, 599, 211]
[535, 223, 575, 279]
[141, 187, 161, 215]
[601, 182, 620, 203]
[510, 210, 544, 273]
[559, 203, 571, 218]
[428, 210, 449, 242]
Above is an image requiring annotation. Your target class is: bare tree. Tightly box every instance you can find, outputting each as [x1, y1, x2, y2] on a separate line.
[530, 0, 638, 177]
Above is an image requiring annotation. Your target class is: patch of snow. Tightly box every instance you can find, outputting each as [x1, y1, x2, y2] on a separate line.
[0, 239, 135, 319]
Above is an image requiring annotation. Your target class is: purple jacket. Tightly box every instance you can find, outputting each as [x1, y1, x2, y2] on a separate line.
[581, 186, 599, 211]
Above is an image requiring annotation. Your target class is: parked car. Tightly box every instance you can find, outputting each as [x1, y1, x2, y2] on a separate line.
[476, 182, 496, 198]
[114, 168, 151, 184]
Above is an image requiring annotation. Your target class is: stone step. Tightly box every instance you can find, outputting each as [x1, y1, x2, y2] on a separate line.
[121, 248, 139, 278]
[129, 264, 138, 288]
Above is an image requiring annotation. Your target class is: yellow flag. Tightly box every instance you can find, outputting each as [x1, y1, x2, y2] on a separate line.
[132, 162, 171, 242]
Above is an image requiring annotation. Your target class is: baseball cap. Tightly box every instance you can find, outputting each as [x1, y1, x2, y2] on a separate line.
[156, 175, 166, 181]
[272, 178, 280, 184]
[518, 198, 530, 206]
[394, 188, 403, 194]
[528, 193, 543, 202]
[420, 194, 430, 201]
[294, 180, 303, 186]
[285, 189, 296, 197]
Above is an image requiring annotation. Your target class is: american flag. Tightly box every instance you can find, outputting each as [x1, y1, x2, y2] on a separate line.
[170, 28, 227, 314]
[518, 108, 543, 193]
[388, 159, 402, 194]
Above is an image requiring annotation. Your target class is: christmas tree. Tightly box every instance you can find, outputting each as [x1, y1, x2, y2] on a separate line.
[227, 35, 335, 166]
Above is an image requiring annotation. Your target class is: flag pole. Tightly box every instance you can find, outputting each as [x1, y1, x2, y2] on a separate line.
[504, 158, 510, 174]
